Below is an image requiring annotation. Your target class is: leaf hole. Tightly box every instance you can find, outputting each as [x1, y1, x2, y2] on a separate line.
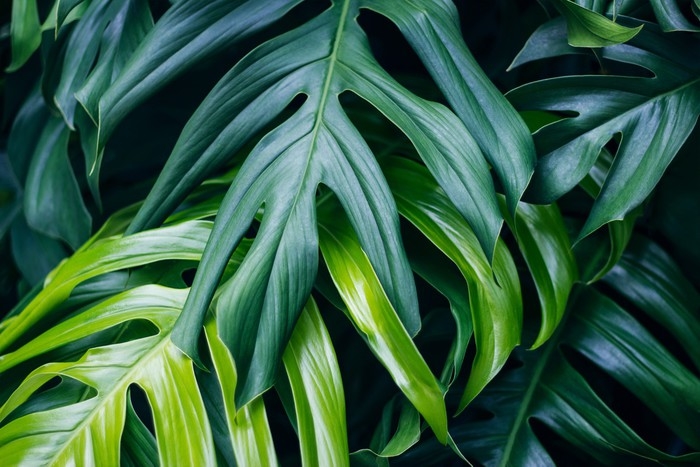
[129, 384, 155, 434]
[356, 8, 442, 102]
[181, 267, 197, 287]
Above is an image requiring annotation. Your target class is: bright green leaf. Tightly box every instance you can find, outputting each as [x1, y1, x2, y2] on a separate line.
[318, 199, 448, 444]
[553, 0, 643, 47]
[283, 298, 349, 467]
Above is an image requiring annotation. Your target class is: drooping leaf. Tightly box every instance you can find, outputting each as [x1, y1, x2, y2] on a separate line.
[406, 235, 472, 387]
[383, 156, 521, 411]
[70, 0, 153, 204]
[157, 0, 504, 408]
[318, 198, 448, 445]
[509, 19, 700, 240]
[24, 115, 91, 250]
[0, 286, 217, 466]
[551, 0, 643, 47]
[8, 0, 42, 72]
[50, 0, 153, 128]
[351, 397, 421, 466]
[282, 298, 349, 466]
[55, 0, 89, 34]
[204, 317, 278, 467]
[575, 148, 640, 283]
[500, 199, 577, 349]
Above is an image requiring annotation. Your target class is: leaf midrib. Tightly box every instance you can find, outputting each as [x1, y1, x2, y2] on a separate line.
[498, 315, 564, 467]
[545, 76, 700, 152]
[48, 332, 172, 465]
[283, 0, 350, 238]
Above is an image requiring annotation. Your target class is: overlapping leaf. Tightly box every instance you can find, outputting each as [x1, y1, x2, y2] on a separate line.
[0, 286, 216, 466]
[204, 317, 279, 466]
[551, 0, 642, 47]
[317, 198, 448, 444]
[422, 239, 700, 466]
[383, 157, 521, 410]
[0, 219, 213, 353]
[613, 0, 700, 31]
[509, 19, 700, 240]
[117, 0, 514, 409]
[282, 299, 349, 466]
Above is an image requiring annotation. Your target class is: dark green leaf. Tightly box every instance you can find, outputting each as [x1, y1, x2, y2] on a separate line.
[24, 115, 91, 250]
[366, 0, 536, 215]
[510, 22, 700, 240]
[8, 0, 42, 72]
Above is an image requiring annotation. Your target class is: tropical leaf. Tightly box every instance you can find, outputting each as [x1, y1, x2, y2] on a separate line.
[121, 0, 521, 411]
[0, 219, 213, 353]
[383, 156, 521, 410]
[400, 238, 700, 466]
[282, 298, 349, 466]
[551, 0, 643, 47]
[204, 317, 279, 466]
[317, 197, 448, 444]
[0, 286, 216, 466]
[509, 18, 700, 240]
[613, 0, 700, 31]
[7, 0, 42, 72]
[500, 198, 577, 348]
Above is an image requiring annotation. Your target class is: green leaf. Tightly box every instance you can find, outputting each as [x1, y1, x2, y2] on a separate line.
[204, 317, 279, 467]
[54, 0, 89, 34]
[120, 395, 158, 467]
[509, 21, 700, 240]
[10, 216, 68, 287]
[603, 237, 700, 371]
[51, 0, 152, 128]
[135, 1, 505, 409]
[318, 199, 448, 445]
[352, 397, 421, 464]
[0, 220, 212, 353]
[0, 286, 217, 466]
[575, 149, 641, 283]
[508, 18, 582, 70]
[8, 0, 42, 72]
[365, 0, 536, 215]
[501, 199, 577, 349]
[383, 157, 521, 411]
[283, 299, 349, 466]
[552, 0, 643, 47]
[24, 115, 92, 250]
[447, 263, 700, 465]
[649, 0, 700, 32]
[97, 0, 302, 148]
[406, 236, 472, 387]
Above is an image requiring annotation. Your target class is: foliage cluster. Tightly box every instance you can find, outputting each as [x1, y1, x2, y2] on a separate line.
[1, 0, 700, 465]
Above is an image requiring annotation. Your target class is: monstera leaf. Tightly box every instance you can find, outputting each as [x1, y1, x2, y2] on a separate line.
[95, 0, 535, 407]
[509, 18, 700, 240]
[395, 236, 700, 466]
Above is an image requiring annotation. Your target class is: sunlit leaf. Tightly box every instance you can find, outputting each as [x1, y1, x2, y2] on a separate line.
[318, 198, 448, 444]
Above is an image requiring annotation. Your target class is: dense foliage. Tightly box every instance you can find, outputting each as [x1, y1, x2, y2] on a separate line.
[1, 0, 699, 465]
